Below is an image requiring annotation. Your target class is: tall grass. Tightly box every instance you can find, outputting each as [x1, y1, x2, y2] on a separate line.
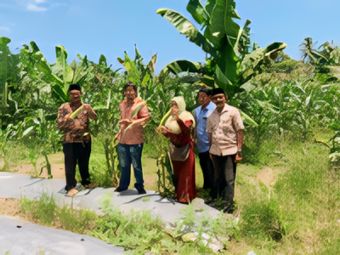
[240, 198, 285, 241]
[238, 136, 339, 254]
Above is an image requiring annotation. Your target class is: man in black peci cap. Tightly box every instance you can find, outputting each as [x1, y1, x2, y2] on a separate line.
[206, 88, 244, 213]
[57, 83, 97, 197]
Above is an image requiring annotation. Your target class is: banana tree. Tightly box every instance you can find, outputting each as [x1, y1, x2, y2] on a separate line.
[117, 48, 199, 125]
[157, 0, 286, 97]
[19, 108, 61, 178]
[86, 55, 121, 187]
[0, 37, 20, 127]
[20, 42, 94, 104]
[117, 46, 158, 100]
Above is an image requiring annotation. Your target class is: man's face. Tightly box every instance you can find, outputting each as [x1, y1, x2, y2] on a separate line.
[211, 93, 226, 109]
[124, 86, 137, 101]
[198, 92, 210, 106]
[69, 90, 81, 104]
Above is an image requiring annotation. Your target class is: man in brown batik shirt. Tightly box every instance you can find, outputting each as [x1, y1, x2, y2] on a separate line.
[57, 83, 97, 196]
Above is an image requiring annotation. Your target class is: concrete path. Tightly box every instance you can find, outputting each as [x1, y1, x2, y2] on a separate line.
[0, 215, 124, 254]
[0, 172, 221, 253]
[0, 172, 220, 224]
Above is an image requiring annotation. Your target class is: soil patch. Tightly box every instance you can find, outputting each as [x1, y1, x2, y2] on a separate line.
[256, 167, 279, 188]
[0, 198, 21, 216]
[12, 152, 65, 179]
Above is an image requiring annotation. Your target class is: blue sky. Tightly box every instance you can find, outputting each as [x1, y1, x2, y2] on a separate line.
[0, 0, 339, 71]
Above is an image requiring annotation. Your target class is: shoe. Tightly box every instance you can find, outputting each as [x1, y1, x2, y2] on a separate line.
[83, 183, 96, 189]
[114, 186, 127, 192]
[205, 198, 215, 205]
[66, 188, 79, 197]
[137, 188, 146, 194]
[134, 183, 146, 194]
[222, 204, 235, 214]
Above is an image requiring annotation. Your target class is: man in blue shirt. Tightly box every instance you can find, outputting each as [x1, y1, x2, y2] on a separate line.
[193, 88, 216, 192]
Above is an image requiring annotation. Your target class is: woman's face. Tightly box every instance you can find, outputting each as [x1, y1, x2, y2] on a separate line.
[171, 101, 178, 107]
[171, 101, 179, 114]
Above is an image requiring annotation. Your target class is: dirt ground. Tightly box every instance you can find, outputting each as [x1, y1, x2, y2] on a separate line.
[0, 198, 21, 217]
[12, 152, 65, 179]
[256, 167, 279, 188]
[4, 151, 281, 193]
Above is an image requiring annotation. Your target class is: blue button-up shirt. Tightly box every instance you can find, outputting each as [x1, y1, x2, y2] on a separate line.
[193, 101, 216, 153]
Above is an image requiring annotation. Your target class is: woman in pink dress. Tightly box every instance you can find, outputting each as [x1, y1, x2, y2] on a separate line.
[159, 96, 196, 203]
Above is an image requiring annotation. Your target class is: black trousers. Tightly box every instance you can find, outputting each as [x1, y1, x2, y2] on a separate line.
[198, 151, 214, 190]
[210, 154, 237, 204]
[63, 141, 91, 191]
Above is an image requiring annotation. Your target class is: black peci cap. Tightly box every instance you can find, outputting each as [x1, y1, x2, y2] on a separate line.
[68, 83, 81, 92]
[210, 88, 225, 96]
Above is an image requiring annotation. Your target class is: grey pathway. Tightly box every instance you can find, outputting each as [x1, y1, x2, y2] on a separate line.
[0, 172, 220, 224]
[0, 215, 123, 254]
[0, 172, 221, 253]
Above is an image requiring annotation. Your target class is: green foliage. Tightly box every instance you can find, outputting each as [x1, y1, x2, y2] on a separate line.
[20, 195, 96, 233]
[234, 80, 339, 142]
[88, 137, 117, 187]
[92, 209, 165, 253]
[274, 143, 329, 202]
[157, 1, 286, 98]
[20, 194, 57, 225]
[242, 135, 280, 165]
[240, 198, 285, 241]
[57, 206, 97, 233]
[0, 37, 20, 128]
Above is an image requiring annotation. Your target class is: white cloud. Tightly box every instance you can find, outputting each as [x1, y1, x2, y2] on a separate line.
[25, 0, 48, 12]
[27, 3, 47, 11]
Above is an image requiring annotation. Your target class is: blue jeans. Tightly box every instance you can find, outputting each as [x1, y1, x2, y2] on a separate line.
[117, 143, 144, 190]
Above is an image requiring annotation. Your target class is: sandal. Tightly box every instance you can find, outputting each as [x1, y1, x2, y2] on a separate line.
[66, 188, 79, 197]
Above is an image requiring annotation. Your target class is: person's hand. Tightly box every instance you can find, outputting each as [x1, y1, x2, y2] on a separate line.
[83, 104, 97, 119]
[64, 113, 73, 122]
[157, 125, 169, 134]
[119, 119, 132, 125]
[83, 104, 93, 114]
[235, 151, 243, 162]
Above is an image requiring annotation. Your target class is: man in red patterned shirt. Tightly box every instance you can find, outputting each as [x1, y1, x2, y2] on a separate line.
[115, 82, 150, 194]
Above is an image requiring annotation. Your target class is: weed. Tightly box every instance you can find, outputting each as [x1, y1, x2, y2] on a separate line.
[20, 193, 56, 225]
[240, 198, 285, 241]
[57, 206, 96, 233]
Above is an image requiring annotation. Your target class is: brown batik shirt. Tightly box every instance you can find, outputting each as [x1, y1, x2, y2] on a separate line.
[57, 103, 96, 143]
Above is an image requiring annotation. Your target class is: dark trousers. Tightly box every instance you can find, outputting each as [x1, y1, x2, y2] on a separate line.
[198, 151, 214, 190]
[210, 154, 237, 204]
[63, 141, 91, 191]
[117, 143, 144, 190]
